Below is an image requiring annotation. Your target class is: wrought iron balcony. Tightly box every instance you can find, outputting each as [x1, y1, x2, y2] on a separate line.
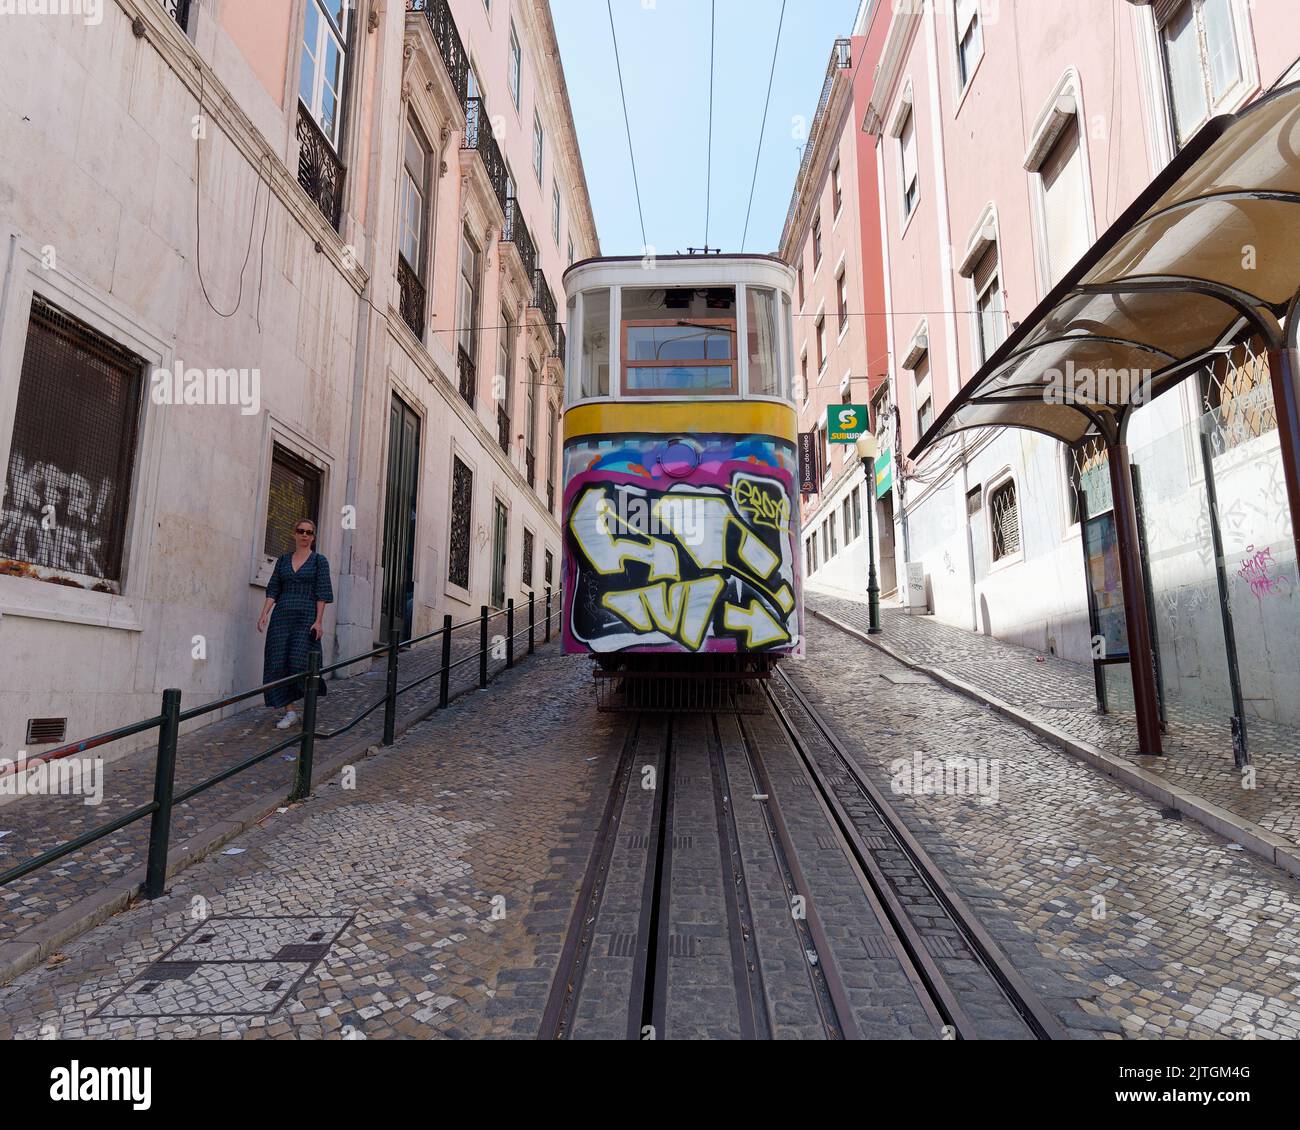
[160, 0, 192, 29]
[397, 254, 425, 339]
[296, 104, 345, 231]
[497, 405, 510, 453]
[463, 97, 510, 217]
[553, 323, 566, 367]
[530, 269, 557, 338]
[503, 197, 537, 282]
[457, 344, 476, 407]
[525, 449, 536, 488]
[407, 0, 468, 105]
[547, 479, 555, 514]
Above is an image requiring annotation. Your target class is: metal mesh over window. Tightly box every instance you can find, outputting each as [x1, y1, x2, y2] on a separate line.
[1202, 337, 1276, 456]
[1, 296, 144, 589]
[448, 456, 473, 589]
[990, 479, 1021, 561]
[522, 528, 534, 588]
[263, 445, 321, 559]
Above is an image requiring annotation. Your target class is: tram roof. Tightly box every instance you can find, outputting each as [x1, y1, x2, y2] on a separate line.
[563, 252, 791, 285]
[911, 79, 1300, 457]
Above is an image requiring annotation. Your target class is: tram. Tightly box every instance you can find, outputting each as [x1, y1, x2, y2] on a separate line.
[560, 254, 803, 708]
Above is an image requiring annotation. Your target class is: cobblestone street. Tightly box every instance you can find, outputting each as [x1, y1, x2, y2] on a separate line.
[3, 611, 1299, 1040]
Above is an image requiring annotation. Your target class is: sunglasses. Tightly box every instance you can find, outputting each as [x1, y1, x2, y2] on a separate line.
[294, 527, 315, 535]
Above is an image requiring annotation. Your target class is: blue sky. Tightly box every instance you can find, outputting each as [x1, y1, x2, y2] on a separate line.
[552, 0, 861, 257]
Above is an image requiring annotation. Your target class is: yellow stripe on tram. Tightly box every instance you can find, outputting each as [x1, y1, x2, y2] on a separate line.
[564, 401, 798, 443]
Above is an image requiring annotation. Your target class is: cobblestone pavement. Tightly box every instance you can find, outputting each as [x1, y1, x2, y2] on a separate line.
[0, 647, 618, 1039]
[790, 613, 1300, 1039]
[809, 586, 1300, 848]
[1, 611, 553, 944]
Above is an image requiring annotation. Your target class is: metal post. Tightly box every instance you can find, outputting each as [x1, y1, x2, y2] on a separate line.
[439, 613, 452, 709]
[1196, 376, 1250, 767]
[144, 688, 182, 899]
[1268, 340, 1300, 590]
[545, 586, 552, 643]
[479, 605, 489, 688]
[1108, 443, 1163, 755]
[506, 598, 515, 669]
[528, 591, 535, 655]
[382, 628, 399, 746]
[862, 455, 881, 633]
[1130, 467, 1167, 730]
[293, 652, 321, 801]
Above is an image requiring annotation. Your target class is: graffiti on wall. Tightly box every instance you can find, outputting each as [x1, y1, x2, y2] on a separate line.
[563, 435, 800, 654]
[0, 452, 116, 581]
[1238, 544, 1292, 602]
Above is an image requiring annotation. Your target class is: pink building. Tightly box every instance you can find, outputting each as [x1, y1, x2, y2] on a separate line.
[860, 0, 1300, 729]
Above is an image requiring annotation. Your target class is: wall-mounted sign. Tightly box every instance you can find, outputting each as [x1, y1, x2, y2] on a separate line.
[874, 445, 893, 498]
[828, 404, 869, 444]
[797, 432, 818, 494]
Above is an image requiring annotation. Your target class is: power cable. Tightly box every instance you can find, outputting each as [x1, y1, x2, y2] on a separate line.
[741, 0, 788, 251]
[607, 0, 648, 250]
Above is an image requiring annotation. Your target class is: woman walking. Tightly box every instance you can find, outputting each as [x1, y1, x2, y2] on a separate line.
[257, 518, 333, 729]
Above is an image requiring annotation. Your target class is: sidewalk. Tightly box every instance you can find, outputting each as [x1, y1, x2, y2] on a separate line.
[0, 617, 556, 976]
[806, 585, 1300, 869]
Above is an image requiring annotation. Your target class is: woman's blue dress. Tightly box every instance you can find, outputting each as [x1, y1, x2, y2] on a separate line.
[262, 551, 333, 708]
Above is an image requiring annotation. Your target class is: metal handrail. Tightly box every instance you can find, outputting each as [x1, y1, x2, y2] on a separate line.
[0, 587, 556, 897]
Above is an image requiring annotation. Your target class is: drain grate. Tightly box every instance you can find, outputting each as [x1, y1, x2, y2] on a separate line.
[816, 834, 840, 851]
[862, 835, 890, 851]
[606, 932, 637, 957]
[672, 834, 695, 849]
[668, 934, 699, 958]
[625, 833, 650, 849]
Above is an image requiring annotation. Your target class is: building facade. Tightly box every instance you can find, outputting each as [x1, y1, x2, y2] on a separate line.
[855, 0, 1300, 730]
[0, 0, 597, 759]
[782, 1, 892, 601]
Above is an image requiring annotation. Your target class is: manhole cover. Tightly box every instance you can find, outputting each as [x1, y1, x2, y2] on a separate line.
[94, 915, 353, 1019]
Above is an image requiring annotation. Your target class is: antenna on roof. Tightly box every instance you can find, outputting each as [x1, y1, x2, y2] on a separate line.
[684, 246, 722, 256]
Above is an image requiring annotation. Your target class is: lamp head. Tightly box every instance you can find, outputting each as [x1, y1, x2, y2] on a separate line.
[855, 433, 878, 461]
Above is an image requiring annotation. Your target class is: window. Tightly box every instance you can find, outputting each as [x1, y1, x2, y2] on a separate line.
[851, 486, 862, 540]
[264, 444, 322, 561]
[533, 112, 544, 183]
[457, 225, 481, 362]
[797, 265, 805, 309]
[491, 498, 508, 608]
[817, 421, 829, 484]
[746, 287, 781, 397]
[898, 106, 919, 221]
[805, 538, 813, 576]
[568, 236, 575, 266]
[1038, 116, 1089, 287]
[547, 403, 558, 509]
[299, 0, 351, 147]
[812, 212, 823, 268]
[842, 496, 853, 544]
[545, 547, 554, 588]
[810, 533, 819, 573]
[526, 360, 538, 485]
[989, 478, 1021, 561]
[448, 455, 473, 589]
[399, 116, 430, 271]
[1158, 0, 1246, 148]
[522, 527, 534, 588]
[955, 0, 984, 90]
[829, 513, 838, 557]
[508, 20, 522, 109]
[497, 307, 515, 450]
[815, 315, 827, 372]
[836, 269, 849, 333]
[800, 351, 808, 401]
[972, 243, 1005, 362]
[621, 286, 737, 395]
[832, 158, 843, 217]
[912, 351, 933, 437]
[552, 182, 561, 243]
[1, 297, 143, 590]
[580, 289, 610, 397]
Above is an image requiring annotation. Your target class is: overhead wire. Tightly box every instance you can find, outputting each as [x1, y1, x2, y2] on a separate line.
[606, 0, 648, 250]
[740, 0, 788, 251]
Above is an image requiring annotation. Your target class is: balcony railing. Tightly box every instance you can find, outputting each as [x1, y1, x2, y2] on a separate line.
[160, 0, 192, 29]
[407, 0, 468, 105]
[497, 405, 510, 453]
[457, 344, 476, 407]
[525, 449, 536, 488]
[553, 323, 566, 367]
[296, 104, 345, 230]
[530, 269, 557, 338]
[547, 479, 555, 514]
[503, 197, 537, 282]
[397, 255, 426, 339]
[463, 97, 510, 217]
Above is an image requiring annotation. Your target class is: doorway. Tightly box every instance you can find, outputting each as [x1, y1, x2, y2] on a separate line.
[381, 394, 421, 641]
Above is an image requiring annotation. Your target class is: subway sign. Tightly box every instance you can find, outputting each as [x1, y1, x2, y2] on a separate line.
[828, 404, 869, 444]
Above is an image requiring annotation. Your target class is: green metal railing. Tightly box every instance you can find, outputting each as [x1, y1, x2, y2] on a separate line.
[0, 588, 555, 899]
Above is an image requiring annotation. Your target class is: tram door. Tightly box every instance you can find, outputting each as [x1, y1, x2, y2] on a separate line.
[381, 394, 421, 641]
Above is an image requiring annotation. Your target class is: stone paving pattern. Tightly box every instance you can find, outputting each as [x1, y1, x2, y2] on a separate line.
[0, 609, 551, 942]
[790, 614, 1300, 1039]
[809, 587, 1300, 847]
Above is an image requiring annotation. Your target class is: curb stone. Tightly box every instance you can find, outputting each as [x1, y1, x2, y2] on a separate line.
[812, 607, 1300, 881]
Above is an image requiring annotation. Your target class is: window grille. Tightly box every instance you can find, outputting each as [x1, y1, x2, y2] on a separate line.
[448, 456, 473, 588]
[990, 479, 1021, 561]
[264, 445, 322, 559]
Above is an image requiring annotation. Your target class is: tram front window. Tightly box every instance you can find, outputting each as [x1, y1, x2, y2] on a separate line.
[621, 285, 736, 395]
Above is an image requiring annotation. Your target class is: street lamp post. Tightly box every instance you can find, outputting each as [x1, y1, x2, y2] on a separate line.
[856, 433, 882, 634]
